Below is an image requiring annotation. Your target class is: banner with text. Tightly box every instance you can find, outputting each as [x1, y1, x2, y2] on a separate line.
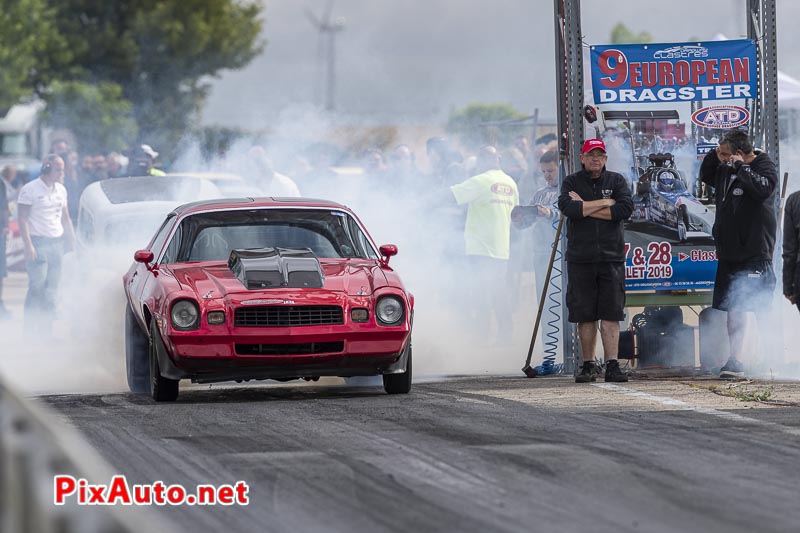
[590, 39, 757, 104]
[586, 39, 761, 291]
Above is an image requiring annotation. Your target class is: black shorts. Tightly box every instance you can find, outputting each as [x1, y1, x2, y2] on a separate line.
[566, 261, 626, 323]
[712, 259, 776, 312]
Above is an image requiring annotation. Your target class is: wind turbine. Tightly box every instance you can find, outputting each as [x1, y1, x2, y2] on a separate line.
[305, 0, 346, 112]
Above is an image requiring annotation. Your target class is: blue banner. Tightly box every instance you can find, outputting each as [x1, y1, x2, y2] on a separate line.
[623, 182, 720, 292]
[624, 242, 717, 291]
[590, 39, 757, 104]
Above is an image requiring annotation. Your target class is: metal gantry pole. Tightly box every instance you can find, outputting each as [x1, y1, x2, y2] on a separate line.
[554, 0, 585, 374]
[760, 0, 780, 172]
[748, 0, 779, 167]
[749, 0, 783, 362]
[748, 0, 762, 147]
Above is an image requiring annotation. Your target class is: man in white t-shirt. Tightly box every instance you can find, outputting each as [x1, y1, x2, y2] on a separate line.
[17, 154, 76, 336]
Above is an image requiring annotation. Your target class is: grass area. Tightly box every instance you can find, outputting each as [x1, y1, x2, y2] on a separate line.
[688, 381, 774, 403]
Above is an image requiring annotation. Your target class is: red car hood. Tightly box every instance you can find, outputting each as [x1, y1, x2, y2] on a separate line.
[166, 260, 388, 299]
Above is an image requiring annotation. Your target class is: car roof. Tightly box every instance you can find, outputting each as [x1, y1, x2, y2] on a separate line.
[78, 177, 223, 224]
[171, 197, 349, 216]
[97, 176, 221, 204]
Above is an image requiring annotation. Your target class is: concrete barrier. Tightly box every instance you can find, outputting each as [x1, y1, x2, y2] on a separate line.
[0, 376, 173, 533]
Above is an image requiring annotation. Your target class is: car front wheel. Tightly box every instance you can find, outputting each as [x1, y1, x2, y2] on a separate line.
[125, 303, 149, 393]
[149, 318, 179, 402]
[383, 342, 412, 395]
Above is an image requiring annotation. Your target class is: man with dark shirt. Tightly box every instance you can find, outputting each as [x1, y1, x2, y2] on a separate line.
[700, 130, 778, 379]
[783, 191, 800, 313]
[558, 139, 633, 383]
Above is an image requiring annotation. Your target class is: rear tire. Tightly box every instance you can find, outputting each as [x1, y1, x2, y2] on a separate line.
[125, 303, 149, 393]
[149, 318, 179, 402]
[383, 342, 412, 395]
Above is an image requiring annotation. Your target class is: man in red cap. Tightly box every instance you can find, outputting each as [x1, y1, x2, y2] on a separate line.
[558, 138, 633, 383]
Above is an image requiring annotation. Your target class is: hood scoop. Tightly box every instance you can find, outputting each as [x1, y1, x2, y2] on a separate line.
[228, 248, 324, 290]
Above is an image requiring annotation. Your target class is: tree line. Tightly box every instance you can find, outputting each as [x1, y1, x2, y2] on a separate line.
[0, 0, 264, 160]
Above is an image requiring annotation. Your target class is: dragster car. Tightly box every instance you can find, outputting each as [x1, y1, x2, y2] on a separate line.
[123, 197, 413, 401]
[630, 153, 714, 242]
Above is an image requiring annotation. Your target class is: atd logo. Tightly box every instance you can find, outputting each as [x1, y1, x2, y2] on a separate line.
[491, 183, 515, 196]
[691, 105, 750, 129]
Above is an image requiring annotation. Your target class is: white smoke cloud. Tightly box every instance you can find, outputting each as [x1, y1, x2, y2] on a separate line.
[175, 104, 548, 376]
[0, 105, 552, 396]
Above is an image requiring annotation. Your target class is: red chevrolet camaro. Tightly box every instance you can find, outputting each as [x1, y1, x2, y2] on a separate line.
[123, 197, 413, 401]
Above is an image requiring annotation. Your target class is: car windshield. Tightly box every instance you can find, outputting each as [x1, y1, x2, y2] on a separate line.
[167, 208, 379, 263]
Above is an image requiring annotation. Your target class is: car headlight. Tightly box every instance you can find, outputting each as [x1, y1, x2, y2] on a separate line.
[376, 296, 404, 325]
[171, 300, 199, 330]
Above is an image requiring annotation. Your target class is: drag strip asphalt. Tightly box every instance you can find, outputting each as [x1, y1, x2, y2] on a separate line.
[41, 376, 800, 533]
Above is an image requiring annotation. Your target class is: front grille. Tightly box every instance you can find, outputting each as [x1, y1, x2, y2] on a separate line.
[234, 305, 344, 327]
[235, 342, 344, 355]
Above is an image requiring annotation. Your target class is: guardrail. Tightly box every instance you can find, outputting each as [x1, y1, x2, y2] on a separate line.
[0, 376, 172, 533]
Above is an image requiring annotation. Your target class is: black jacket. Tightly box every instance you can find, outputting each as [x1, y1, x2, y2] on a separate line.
[782, 191, 800, 297]
[700, 149, 778, 263]
[558, 168, 633, 263]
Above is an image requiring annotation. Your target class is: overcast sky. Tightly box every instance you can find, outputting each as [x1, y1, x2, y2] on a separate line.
[202, 0, 795, 128]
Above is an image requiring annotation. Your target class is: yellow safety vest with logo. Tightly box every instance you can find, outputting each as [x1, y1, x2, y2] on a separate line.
[450, 169, 519, 259]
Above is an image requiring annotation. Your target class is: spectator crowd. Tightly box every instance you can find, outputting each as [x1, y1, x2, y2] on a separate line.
[1, 126, 794, 382]
[0, 132, 560, 353]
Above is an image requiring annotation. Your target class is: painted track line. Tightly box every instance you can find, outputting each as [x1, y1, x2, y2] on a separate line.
[593, 382, 800, 437]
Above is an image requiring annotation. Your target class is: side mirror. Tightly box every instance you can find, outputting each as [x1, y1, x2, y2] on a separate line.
[134, 250, 154, 264]
[379, 244, 398, 265]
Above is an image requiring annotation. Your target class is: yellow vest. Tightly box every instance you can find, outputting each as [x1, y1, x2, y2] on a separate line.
[450, 169, 519, 259]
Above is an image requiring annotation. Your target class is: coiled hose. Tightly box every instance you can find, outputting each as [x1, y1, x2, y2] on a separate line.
[534, 209, 564, 376]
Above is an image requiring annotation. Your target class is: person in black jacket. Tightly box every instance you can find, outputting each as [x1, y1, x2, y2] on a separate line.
[700, 129, 778, 379]
[558, 139, 633, 383]
[782, 190, 800, 311]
